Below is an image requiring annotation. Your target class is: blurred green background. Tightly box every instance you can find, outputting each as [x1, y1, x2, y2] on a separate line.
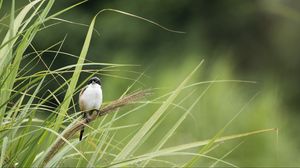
[2, 0, 300, 166]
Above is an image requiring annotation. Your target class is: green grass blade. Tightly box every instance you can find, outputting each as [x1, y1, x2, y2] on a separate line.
[96, 8, 185, 34]
[11, 77, 45, 139]
[54, 10, 97, 131]
[113, 152, 237, 168]
[0, 0, 46, 124]
[0, 0, 42, 71]
[33, 124, 88, 167]
[113, 60, 204, 162]
[142, 84, 212, 167]
[87, 129, 111, 167]
[0, 0, 15, 123]
[46, 141, 81, 167]
[108, 128, 276, 167]
[0, 136, 8, 167]
[184, 92, 260, 167]
[210, 141, 244, 168]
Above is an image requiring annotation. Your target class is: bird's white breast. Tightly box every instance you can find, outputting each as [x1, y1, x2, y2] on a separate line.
[80, 84, 102, 111]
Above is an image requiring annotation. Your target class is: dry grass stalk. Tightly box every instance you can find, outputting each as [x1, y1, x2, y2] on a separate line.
[42, 89, 150, 166]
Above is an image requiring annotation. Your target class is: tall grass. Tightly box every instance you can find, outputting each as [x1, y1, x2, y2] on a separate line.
[0, 1, 278, 167]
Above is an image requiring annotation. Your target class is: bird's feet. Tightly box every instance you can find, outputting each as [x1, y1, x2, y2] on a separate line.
[85, 110, 99, 123]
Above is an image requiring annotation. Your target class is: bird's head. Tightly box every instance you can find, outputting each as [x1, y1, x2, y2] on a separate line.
[88, 77, 101, 85]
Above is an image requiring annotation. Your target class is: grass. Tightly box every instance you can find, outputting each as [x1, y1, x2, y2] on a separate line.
[0, 1, 286, 167]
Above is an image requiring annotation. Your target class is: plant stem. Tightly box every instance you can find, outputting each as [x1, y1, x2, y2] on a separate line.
[42, 89, 150, 167]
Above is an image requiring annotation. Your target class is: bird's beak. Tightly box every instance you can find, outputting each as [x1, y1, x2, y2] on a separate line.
[92, 81, 95, 84]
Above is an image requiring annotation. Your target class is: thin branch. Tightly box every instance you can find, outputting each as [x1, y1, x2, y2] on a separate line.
[42, 89, 150, 166]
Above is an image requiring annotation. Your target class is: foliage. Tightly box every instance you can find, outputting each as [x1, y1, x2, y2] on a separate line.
[0, 1, 298, 167]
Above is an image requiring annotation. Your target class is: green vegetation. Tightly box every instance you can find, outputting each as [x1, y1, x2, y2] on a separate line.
[0, 0, 299, 167]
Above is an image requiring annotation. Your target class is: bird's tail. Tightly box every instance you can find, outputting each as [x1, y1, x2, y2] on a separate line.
[79, 113, 86, 141]
[79, 127, 84, 141]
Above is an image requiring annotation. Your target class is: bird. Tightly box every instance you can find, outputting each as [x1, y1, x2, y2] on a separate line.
[79, 77, 103, 141]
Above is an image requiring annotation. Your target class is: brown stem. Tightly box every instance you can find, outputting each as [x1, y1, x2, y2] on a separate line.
[42, 90, 150, 167]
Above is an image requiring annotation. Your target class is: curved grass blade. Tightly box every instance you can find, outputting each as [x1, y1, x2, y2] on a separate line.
[54, 11, 97, 131]
[108, 128, 275, 167]
[96, 8, 185, 34]
[210, 141, 244, 168]
[184, 92, 260, 167]
[0, 136, 8, 167]
[142, 83, 213, 167]
[113, 61, 204, 162]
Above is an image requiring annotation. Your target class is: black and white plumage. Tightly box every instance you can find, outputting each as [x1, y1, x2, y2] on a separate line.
[79, 77, 103, 141]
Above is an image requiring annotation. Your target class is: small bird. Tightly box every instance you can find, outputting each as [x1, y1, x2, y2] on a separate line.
[79, 77, 103, 141]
